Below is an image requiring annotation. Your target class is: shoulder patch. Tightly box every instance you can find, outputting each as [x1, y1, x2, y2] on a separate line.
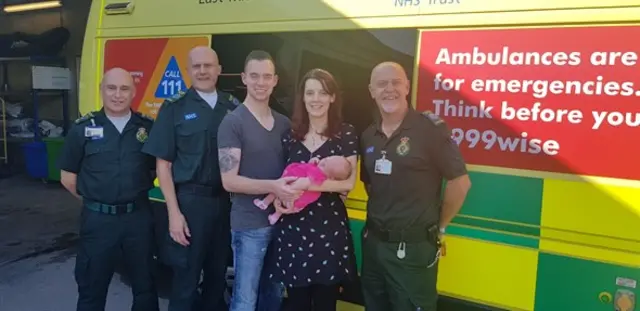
[421, 110, 445, 126]
[74, 111, 95, 124]
[227, 94, 241, 106]
[167, 91, 186, 103]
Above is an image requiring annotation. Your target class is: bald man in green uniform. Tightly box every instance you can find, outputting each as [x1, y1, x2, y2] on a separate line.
[59, 67, 159, 311]
[359, 62, 472, 311]
[141, 46, 240, 311]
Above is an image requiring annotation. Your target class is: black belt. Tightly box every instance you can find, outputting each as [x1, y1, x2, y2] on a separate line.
[84, 197, 148, 215]
[176, 183, 226, 197]
[365, 221, 439, 244]
[85, 201, 133, 215]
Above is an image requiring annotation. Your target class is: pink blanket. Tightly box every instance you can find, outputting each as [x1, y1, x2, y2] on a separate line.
[283, 162, 327, 209]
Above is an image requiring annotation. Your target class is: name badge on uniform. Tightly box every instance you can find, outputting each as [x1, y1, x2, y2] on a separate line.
[84, 126, 104, 140]
[374, 151, 392, 175]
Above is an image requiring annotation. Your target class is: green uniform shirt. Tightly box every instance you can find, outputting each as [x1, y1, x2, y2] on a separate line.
[141, 87, 240, 189]
[59, 109, 155, 204]
[359, 109, 468, 230]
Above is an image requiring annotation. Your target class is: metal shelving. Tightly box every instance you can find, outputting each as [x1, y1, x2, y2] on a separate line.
[0, 56, 70, 179]
[0, 56, 70, 142]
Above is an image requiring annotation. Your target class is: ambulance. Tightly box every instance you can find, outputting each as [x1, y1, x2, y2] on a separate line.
[78, 0, 640, 310]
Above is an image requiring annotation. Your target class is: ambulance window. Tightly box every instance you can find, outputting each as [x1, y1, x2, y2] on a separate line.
[211, 28, 417, 135]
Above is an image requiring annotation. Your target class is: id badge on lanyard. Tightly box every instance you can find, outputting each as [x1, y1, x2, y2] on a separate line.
[374, 150, 392, 175]
[84, 119, 104, 140]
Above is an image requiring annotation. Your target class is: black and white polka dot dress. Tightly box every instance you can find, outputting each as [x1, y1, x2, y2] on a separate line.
[270, 123, 359, 288]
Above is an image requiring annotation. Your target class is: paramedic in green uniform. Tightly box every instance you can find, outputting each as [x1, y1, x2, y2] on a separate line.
[59, 67, 159, 311]
[359, 62, 472, 311]
[141, 46, 240, 311]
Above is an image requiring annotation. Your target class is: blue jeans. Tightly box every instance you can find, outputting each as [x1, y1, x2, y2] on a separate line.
[231, 226, 283, 311]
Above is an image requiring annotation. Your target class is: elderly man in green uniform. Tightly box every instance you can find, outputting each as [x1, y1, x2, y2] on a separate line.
[141, 46, 240, 311]
[359, 62, 472, 311]
[59, 67, 159, 311]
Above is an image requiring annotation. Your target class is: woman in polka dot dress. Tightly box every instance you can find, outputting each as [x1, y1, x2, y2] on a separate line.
[269, 68, 359, 311]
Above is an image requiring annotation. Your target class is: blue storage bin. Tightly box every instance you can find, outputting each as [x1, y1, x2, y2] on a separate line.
[22, 141, 48, 179]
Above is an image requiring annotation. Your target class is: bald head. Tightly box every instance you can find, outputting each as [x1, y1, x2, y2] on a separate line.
[101, 67, 136, 116]
[188, 46, 219, 67]
[188, 46, 221, 93]
[368, 61, 411, 116]
[102, 67, 134, 87]
[370, 61, 408, 83]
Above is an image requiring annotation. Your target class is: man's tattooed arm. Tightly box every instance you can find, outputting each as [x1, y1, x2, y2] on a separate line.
[218, 147, 240, 173]
[218, 147, 276, 195]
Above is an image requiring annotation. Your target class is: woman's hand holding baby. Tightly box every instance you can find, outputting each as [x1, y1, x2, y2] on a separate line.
[274, 198, 299, 215]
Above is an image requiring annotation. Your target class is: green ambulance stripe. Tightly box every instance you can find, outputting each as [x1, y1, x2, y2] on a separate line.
[447, 171, 543, 249]
[149, 188, 163, 201]
[148, 171, 543, 250]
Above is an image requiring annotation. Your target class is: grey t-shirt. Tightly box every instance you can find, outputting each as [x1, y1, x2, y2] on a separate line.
[217, 104, 291, 231]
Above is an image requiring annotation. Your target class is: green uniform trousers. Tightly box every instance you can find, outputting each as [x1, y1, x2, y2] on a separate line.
[75, 203, 159, 311]
[361, 229, 440, 311]
[165, 189, 231, 311]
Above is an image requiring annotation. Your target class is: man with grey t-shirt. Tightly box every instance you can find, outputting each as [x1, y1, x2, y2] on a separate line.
[218, 103, 290, 230]
[218, 50, 301, 311]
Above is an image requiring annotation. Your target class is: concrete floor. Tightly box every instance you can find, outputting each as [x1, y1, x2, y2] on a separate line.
[0, 174, 78, 266]
[0, 174, 170, 311]
[0, 248, 170, 311]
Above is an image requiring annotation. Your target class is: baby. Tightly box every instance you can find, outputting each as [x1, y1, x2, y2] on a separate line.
[254, 155, 351, 224]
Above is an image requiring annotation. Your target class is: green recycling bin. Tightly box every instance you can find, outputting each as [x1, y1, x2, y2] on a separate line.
[43, 137, 65, 181]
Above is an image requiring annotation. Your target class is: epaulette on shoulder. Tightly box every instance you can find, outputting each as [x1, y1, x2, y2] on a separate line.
[134, 111, 155, 122]
[74, 111, 95, 124]
[167, 91, 186, 103]
[421, 110, 445, 126]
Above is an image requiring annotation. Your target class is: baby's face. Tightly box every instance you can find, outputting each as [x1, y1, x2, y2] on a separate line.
[318, 156, 351, 180]
[317, 156, 337, 171]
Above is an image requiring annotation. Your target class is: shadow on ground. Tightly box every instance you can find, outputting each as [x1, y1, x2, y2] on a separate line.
[0, 174, 80, 266]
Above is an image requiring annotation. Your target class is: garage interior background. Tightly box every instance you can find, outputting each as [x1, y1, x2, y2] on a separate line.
[1, 0, 90, 178]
